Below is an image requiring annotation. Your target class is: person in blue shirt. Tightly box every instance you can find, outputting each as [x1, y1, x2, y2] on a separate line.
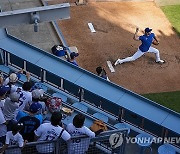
[114, 27, 165, 66]
[51, 45, 67, 57]
[67, 52, 79, 66]
[16, 102, 43, 142]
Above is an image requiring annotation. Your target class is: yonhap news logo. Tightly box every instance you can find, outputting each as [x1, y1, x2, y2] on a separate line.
[109, 133, 180, 148]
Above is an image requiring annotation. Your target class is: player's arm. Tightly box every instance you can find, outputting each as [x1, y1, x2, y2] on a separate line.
[153, 35, 159, 45]
[133, 28, 140, 41]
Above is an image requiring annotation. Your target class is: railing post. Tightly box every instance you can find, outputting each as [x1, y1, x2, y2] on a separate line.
[78, 88, 84, 102]
[23, 61, 27, 71]
[0, 48, 5, 64]
[4, 51, 8, 66]
[55, 139, 60, 154]
[118, 108, 124, 122]
[40, 69, 46, 82]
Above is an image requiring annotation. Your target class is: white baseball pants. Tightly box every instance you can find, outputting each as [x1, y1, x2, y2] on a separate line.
[116, 47, 161, 64]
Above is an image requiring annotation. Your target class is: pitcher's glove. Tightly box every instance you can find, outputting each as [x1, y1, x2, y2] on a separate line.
[152, 40, 159, 45]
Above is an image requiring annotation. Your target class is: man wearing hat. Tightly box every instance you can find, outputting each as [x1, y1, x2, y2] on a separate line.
[67, 52, 79, 66]
[114, 27, 165, 66]
[16, 102, 43, 142]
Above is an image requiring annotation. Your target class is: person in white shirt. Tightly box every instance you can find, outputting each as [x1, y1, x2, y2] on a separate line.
[0, 86, 10, 146]
[3, 71, 31, 94]
[14, 82, 32, 120]
[66, 113, 96, 154]
[0, 121, 26, 154]
[34, 111, 71, 154]
[3, 73, 20, 94]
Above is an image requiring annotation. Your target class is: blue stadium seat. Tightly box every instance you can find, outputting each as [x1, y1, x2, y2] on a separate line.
[72, 102, 88, 113]
[114, 123, 130, 134]
[19, 74, 27, 83]
[0, 65, 10, 74]
[52, 92, 68, 102]
[93, 112, 109, 123]
[62, 111, 93, 128]
[34, 82, 48, 92]
[62, 112, 76, 126]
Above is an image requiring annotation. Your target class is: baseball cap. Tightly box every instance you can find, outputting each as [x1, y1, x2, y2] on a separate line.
[0, 86, 10, 96]
[32, 89, 44, 99]
[145, 27, 152, 33]
[56, 45, 64, 51]
[46, 97, 62, 113]
[29, 102, 42, 113]
[9, 73, 18, 83]
[9, 92, 20, 102]
[70, 52, 79, 59]
[96, 66, 103, 75]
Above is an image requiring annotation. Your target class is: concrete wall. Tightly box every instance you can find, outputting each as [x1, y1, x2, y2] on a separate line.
[155, 0, 180, 6]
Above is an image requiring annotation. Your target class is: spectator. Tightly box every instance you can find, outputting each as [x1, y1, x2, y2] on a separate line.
[3, 73, 20, 93]
[14, 82, 33, 120]
[66, 113, 96, 154]
[3, 92, 20, 122]
[67, 52, 79, 66]
[96, 66, 110, 81]
[0, 86, 10, 146]
[43, 97, 62, 123]
[51, 45, 67, 57]
[25, 89, 47, 115]
[34, 111, 71, 154]
[0, 121, 26, 154]
[16, 102, 43, 142]
[3, 70, 30, 94]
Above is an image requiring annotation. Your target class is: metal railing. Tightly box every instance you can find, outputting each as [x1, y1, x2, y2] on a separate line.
[5, 130, 128, 154]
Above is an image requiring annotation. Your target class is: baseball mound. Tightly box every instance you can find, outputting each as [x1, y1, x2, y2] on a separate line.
[50, 1, 180, 94]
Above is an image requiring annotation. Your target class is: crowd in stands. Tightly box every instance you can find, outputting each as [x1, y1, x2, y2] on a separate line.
[0, 71, 103, 154]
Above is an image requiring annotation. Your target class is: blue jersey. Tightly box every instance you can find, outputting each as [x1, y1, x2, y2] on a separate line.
[139, 33, 155, 52]
[16, 111, 43, 142]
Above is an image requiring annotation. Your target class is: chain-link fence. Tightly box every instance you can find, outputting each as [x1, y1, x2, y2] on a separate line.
[5, 129, 128, 154]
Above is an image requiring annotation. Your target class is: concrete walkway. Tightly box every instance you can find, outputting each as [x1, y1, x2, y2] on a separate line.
[0, 0, 60, 52]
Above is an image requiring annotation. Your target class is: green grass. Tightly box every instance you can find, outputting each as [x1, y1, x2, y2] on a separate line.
[161, 5, 180, 36]
[142, 91, 180, 113]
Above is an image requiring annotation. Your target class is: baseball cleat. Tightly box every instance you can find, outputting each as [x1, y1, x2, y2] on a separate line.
[156, 60, 165, 64]
[114, 59, 122, 66]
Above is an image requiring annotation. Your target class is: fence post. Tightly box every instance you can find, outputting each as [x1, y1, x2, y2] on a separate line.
[78, 87, 84, 102]
[0, 48, 4, 64]
[40, 69, 46, 82]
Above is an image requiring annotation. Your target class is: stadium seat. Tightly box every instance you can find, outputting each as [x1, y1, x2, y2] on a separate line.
[18, 74, 27, 83]
[158, 144, 176, 154]
[0, 65, 10, 74]
[62, 112, 76, 126]
[114, 123, 130, 134]
[93, 112, 108, 123]
[52, 92, 68, 102]
[72, 102, 88, 113]
[62, 111, 93, 128]
[34, 82, 48, 92]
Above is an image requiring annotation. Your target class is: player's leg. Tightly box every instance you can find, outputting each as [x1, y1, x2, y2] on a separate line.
[114, 49, 144, 65]
[147, 47, 164, 63]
